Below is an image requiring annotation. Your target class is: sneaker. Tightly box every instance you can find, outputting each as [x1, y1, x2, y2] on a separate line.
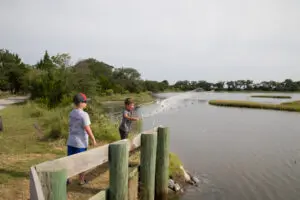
[79, 179, 88, 185]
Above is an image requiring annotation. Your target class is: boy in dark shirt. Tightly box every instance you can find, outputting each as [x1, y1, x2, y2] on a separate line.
[119, 98, 139, 139]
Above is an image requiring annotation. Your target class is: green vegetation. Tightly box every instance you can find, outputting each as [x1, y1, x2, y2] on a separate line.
[251, 95, 291, 99]
[2, 49, 300, 100]
[169, 153, 184, 181]
[281, 100, 300, 105]
[209, 100, 300, 112]
[173, 79, 300, 92]
[0, 92, 154, 199]
[0, 49, 171, 105]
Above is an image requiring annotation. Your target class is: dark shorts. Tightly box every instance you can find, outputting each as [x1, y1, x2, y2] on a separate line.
[67, 145, 87, 156]
[119, 128, 128, 140]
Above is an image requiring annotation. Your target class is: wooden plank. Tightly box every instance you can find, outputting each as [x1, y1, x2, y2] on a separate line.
[109, 140, 129, 200]
[35, 128, 157, 178]
[89, 189, 108, 200]
[30, 167, 45, 200]
[38, 169, 67, 200]
[130, 133, 141, 151]
[140, 133, 157, 200]
[35, 144, 109, 178]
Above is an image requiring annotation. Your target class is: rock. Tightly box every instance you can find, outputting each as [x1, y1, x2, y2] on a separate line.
[180, 165, 191, 183]
[174, 183, 181, 192]
[187, 171, 200, 185]
[180, 165, 201, 186]
[168, 178, 182, 192]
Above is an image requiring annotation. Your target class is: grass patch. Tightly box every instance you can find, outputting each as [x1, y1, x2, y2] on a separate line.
[280, 100, 300, 106]
[209, 100, 300, 112]
[0, 91, 15, 99]
[169, 153, 184, 182]
[96, 92, 154, 105]
[0, 92, 155, 199]
[0, 93, 152, 195]
[250, 95, 291, 99]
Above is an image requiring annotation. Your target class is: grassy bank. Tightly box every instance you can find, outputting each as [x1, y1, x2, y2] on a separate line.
[250, 95, 291, 99]
[0, 91, 16, 99]
[0, 92, 186, 199]
[0, 93, 152, 199]
[209, 100, 300, 112]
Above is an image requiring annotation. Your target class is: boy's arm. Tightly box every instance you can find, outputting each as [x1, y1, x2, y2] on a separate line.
[124, 112, 139, 121]
[83, 113, 97, 145]
[84, 125, 97, 145]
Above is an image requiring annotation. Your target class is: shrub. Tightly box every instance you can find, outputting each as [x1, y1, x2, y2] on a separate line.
[49, 122, 63, 139]
[105, 89, 114, 96]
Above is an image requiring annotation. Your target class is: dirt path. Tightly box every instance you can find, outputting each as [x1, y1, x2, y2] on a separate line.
[0, 96, 29, 110]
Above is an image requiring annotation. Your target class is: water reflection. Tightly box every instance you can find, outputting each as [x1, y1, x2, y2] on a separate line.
[140, 92, 300, 200]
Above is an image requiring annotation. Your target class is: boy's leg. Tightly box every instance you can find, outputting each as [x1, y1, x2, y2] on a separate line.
[119, 128, 128, 140]
[78, 147, 88, 184]
[66, 146, 74, 185]
[67, 146, 88, 185]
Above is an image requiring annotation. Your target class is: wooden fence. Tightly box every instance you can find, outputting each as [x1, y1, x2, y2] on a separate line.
[30, 126, 170, 200]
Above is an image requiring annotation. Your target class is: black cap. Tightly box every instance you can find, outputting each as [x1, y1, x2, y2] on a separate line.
[73, 93, 90, 104]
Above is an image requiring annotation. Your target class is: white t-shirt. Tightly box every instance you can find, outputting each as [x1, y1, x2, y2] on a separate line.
[67, 109, 91, 148]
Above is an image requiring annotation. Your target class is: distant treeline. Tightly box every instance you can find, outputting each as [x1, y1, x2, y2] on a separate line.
[1, 49, 299, 107]
[173, 79, 300, 92]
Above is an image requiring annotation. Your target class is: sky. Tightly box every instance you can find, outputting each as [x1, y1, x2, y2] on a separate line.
[0, 0, 300, 83]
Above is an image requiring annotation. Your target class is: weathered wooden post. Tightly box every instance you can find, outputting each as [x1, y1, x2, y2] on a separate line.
[140, 132, 157, 200]
[155, 127, 170, 200]
[109, 140, 129, 200]
[38, 169, 67, 200]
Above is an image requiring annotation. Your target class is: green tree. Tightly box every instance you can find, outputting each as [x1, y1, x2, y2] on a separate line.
[0, 49, 27, 93]
[36, 51, 56, 70]
[215, 81, 225, 91]
[51, 53, 71, 68]
[113, 67, 141, 81]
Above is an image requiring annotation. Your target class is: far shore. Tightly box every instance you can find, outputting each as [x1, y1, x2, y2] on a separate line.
[208, 100, 300, 112]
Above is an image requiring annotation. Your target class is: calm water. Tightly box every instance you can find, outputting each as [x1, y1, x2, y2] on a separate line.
[139, 92, 300, 200]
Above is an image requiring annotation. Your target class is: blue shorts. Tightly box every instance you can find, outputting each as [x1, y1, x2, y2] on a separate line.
[67, 145, 87, 156]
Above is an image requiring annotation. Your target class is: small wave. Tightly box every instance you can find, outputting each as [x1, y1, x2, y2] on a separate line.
[141, 91, 207, 118]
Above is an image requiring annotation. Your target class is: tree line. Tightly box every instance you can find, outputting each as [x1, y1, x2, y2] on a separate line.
[1, 49, 300, 107]
[0, 49, 170, 107]
[173, 79, 300, 92]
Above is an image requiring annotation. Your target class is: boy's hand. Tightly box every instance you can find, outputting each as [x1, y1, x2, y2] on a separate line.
[92, 139, 97, 146]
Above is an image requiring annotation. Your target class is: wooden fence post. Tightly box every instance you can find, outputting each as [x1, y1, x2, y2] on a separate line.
[109, 140, 129, 200]
[155, 127, 170, 200]
[38, 169, 67, 200]
[140, 133, 157, 200]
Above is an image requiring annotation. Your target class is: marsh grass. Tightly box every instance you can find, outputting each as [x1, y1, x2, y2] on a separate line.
[250, 95, 291, 99]
[209, 100, 300, 112]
